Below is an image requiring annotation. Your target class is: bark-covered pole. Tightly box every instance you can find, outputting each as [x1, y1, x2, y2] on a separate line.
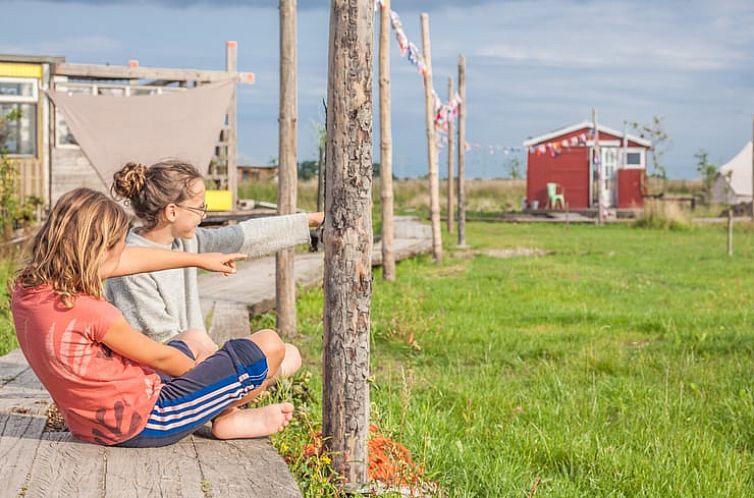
[322, 0, 374, 488]
[421, 13, 443, 263]
[379, 0, 395, 281]
[276, 0, 298, 336]
[457, 54, 467, 247]
[446, 75, 455, 234]
[593, 107, 603, 225]
[751, 115, 754, 221]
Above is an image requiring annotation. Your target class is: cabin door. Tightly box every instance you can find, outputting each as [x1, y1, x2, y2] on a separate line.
[600, 147, 619, 208]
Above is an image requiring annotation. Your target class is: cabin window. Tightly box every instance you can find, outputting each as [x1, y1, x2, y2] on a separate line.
[0, 78, 38, 156]
[626, 152, 641, 165]
[0, 103, 37, 156]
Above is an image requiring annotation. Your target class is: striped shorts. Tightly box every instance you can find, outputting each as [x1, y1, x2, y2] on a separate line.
[117, 338, 268, 448]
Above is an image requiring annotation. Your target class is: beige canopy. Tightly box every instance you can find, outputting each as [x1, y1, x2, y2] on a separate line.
[47, 79, 235, 186]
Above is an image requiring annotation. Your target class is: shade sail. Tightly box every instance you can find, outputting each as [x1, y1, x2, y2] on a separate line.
[47, 79, 234, 187]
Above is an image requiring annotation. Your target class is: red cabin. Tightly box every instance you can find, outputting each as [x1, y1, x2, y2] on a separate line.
[523, 122, 651, 210]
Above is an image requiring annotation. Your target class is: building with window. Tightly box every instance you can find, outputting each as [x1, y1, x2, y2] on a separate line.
[522, 121, 651, 210]
[0, 48, 249, 211]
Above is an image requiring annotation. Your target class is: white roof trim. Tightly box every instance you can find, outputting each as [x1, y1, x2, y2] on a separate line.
[522, 121, 652, 148]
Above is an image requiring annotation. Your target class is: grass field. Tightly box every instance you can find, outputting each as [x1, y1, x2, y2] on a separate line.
[1, 182, 752, 496]
[256, 221, 754, 497]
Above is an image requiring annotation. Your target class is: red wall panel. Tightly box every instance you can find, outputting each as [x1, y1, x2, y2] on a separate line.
[617, 169, 645, 208]
[527, 148, 589, 209]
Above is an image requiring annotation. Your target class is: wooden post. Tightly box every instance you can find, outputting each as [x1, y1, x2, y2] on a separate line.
[276, 0, 297, 337]
[446, 76, 455, 234]
[225, 41, 238, 209]
[751, 115, 754, 221]
[322, 0, 373, 488]
[457, 54, 467, 247]
[421, 13, 443, 263]
[379, 0, 396, 281]
[728, 208, 734, 257]
[593, 108, 603, 225]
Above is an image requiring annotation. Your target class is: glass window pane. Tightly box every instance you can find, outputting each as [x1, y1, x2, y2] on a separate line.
[626, 152, 641, 165]
[0, 103, 37, 155]
[0, 81, 35, 98]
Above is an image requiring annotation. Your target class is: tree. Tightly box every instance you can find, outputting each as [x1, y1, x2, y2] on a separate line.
[506, 156, 522, 179]
[297, 160, 318, 181]
[695, 148, 717, 200]
[0, 108, 41, 240]
[629, 116, 671, 180]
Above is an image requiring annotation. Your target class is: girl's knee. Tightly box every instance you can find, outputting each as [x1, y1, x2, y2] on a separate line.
[249, 329, 285, 367]
[175, 329, 217, 360]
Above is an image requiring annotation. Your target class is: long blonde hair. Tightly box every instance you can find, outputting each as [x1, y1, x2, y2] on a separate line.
[16, 188, 130, 307]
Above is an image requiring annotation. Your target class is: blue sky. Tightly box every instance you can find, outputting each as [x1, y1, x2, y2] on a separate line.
[2, 0, 754, 178]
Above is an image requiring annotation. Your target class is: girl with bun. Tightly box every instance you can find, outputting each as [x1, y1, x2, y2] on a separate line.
[12, 187, 295, 446]
[106, 160, 321, 375]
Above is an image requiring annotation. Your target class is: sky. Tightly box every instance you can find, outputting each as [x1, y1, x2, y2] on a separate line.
[2, 0, 754, 179]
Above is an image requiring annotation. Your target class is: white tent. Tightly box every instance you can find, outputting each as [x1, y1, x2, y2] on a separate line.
[711, 142, 753, 205]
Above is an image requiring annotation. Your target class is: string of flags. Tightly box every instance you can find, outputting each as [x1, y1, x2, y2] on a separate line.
[528, 129, 597, 157]
[375, 0, 461, 130]
[373, 0, 522, 159]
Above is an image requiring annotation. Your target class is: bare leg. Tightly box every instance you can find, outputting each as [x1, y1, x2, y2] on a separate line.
[173, 329, 218, 363]
[277, 343, 302, 379]
[210, 329, 293, 439]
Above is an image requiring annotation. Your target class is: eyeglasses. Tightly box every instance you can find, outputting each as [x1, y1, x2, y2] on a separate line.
[177, 203, 208, 219]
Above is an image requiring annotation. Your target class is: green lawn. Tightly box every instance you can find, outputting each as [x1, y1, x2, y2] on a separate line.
[264, 221, 754, 497]
[3, 220, 754, 496]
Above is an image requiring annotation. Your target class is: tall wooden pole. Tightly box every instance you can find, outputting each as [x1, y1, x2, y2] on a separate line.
[276, 0, 297, 337]
[457, 54, 467, 247]
[751, 115, 754, 221]
[446, 76, 455, 234]
[379, 0, 395, 281]
[225, 41, 238, 208]
[322, 0, 373, 488]
[421, 13, 443, 263]
[593, 107, 603, 225]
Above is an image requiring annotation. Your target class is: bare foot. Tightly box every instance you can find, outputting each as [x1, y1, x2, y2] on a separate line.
[212, 402, 294, 440]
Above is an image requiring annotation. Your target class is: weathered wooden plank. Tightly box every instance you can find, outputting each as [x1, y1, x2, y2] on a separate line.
[193, 436, 302, 498]
[104, 438, 205, 498]
[0, 412, 46, 497]
[0, 367, 51, 417]
[55, 63, 233, 82]
[0, 348, 29, 385]
[25, 432, 106, 498]
[208, 301, 251, 344]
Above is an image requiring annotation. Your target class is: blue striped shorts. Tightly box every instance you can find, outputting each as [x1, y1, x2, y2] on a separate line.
[117, 338, 268, 448]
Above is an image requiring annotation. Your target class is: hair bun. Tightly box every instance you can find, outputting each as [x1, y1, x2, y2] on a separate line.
[112, 162, 147, 200]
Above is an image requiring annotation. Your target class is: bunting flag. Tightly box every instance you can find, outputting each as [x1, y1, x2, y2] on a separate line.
[527, 132, 591, 157]
[375, 0, 461, 129]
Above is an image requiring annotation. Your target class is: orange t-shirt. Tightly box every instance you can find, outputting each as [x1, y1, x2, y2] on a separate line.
[11, 285, 161, 445]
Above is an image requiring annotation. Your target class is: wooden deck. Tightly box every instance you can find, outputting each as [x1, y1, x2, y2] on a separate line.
[0, 216, 432, 497]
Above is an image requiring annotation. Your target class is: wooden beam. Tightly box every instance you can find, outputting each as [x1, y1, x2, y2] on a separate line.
[379, 0, 396, 282]
[457, 54, 467, 247]
[447, 75, 455, 234]
[322, 0, 374, 488]
[276, 0, 298, 337]
[54, 63, 234, 82]
[226, 41, 238, 213]
[421, 13, 443, 263]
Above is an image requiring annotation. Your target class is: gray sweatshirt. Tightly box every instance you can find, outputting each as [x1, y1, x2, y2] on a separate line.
[105, 213, 310, 344]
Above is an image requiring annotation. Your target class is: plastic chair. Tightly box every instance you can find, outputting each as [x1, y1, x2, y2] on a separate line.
[546, 182, 566, 209]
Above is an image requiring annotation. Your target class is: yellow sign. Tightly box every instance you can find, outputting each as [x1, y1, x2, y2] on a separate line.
[0, 63, 43, 79]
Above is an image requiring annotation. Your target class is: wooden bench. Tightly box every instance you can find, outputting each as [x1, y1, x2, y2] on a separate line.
[0, 302, 302, 498]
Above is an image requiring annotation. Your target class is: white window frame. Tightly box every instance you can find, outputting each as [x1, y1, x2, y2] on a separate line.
[622, 148, 646, 170]
[0, 77, 38, 103]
